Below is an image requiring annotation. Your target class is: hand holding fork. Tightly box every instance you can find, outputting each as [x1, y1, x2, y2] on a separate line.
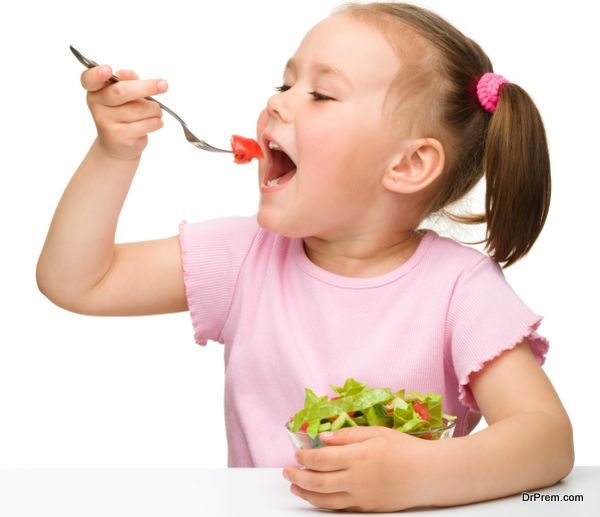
[72, 45, 232, 161]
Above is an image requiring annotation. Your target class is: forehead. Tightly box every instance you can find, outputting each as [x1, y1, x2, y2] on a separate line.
[288, 14, 401, 89]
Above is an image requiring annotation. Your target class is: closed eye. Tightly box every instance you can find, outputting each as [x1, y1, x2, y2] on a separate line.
[274, 84, 335, 102]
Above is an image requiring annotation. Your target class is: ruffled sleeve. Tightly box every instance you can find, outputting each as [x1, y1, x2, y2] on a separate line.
[178, 216, 260, 346]
[446, 256, 549, 413]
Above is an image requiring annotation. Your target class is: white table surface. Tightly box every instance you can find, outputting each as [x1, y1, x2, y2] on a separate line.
[0, 466, 596, 516]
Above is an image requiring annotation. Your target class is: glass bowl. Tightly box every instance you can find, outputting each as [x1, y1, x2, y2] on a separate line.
[285, 419, 456, 451]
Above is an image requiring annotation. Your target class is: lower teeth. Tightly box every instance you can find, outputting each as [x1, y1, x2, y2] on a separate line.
[267, 177, 281, 187]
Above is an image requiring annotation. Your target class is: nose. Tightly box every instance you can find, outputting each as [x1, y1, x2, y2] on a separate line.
[266, 89, 292, 122]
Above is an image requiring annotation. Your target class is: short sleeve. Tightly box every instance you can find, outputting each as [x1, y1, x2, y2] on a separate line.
[178, 215, 260, 346]
[446, 256, 550, 413]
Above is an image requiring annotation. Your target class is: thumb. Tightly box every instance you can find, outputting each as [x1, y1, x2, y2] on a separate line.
[319, 425, 391, 445]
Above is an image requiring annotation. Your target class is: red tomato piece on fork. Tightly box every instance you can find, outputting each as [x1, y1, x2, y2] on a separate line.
[230, 135, 264, 164]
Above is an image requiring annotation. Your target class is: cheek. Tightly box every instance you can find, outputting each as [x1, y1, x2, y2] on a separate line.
[299, 124, 353, 176]
[299, 122, 366, 188]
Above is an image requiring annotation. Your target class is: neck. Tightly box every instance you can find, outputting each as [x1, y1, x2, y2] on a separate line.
[302, 228, 424, 278]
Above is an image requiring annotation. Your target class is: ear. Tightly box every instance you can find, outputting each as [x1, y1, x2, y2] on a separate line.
[382, 138, 445, 194]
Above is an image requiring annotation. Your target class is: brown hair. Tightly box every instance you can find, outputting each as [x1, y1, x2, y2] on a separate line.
[334, 2, 551, 268]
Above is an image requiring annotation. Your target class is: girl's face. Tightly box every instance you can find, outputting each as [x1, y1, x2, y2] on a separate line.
[256, 13, 404, 240]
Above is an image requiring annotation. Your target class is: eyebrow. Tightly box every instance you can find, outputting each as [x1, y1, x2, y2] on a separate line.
[284, 58, 352, 87]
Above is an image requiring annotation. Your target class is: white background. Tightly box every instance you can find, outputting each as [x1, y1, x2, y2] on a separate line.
[1, 0, 598, 467]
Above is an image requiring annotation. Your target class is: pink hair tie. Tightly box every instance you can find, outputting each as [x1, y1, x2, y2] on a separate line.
[477, 72, 509, 113]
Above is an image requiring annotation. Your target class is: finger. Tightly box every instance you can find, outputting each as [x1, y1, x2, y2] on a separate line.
[286, 467, 350, 494]
[290, 483, 351, 511]
[112, 99, 163, 123]
[115, 117, 164, 139]
[81, 64, 113, 92]
[295, 444, 356, 471]
[100, 78, 168, 107]
[318, 425, 393, 446]
[115, 69, 139, 80]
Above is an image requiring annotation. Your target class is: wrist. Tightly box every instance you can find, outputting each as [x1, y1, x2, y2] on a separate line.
[408, 436, 462, 508]
[92, 137, 143, 164]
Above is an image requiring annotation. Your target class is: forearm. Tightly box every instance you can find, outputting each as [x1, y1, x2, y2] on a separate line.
[418, 411, 575, 508]
[36, 138, 141, 307]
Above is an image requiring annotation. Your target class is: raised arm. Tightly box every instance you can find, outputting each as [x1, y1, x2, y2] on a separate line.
[36, 66, 186, 315]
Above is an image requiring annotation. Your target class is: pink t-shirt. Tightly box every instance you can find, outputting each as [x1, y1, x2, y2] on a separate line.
[178, 214, 549, 468]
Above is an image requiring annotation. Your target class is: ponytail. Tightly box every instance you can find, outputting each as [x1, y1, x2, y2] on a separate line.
[480, 83, 551, 268]
[444, 82, 551, 269]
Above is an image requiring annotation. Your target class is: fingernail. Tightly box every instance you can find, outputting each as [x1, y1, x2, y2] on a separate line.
[320, 432, 333, 440]
[98, 65, 110, 77]
[282, 469, 290, 481]
[157, 79, 168, 91]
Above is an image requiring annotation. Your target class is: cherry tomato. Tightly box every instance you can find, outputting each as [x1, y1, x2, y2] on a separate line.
[230, 135, 264, 164]
[413, 401, 430, 422]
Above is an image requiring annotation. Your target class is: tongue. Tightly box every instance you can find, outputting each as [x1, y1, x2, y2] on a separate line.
[276, 168, 297, 186]
[273, 150, 296, 179]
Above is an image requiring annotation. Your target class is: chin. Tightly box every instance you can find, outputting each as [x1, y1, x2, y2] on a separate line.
[257, 207, 280, 233]
[257, 207, 305, 238]
[257, 209, 287, 236]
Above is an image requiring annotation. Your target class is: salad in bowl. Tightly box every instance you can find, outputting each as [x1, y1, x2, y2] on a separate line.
[286, 378, 456, 450]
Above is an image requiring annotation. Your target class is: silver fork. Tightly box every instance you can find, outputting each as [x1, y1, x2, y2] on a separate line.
[70, 45, 232, 154]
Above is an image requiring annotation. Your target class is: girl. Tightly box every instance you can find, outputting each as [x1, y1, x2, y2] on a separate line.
[36, 1, 574, 512]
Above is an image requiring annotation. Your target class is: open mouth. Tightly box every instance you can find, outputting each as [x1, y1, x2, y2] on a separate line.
[265, 140, 297, 188]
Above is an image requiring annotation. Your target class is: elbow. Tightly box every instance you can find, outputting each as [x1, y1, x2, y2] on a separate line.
[36, 260, 56, 303]
[559, 414, 575, 481]
[36, 262, 89, 315]
[549, 411, 575, 484]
